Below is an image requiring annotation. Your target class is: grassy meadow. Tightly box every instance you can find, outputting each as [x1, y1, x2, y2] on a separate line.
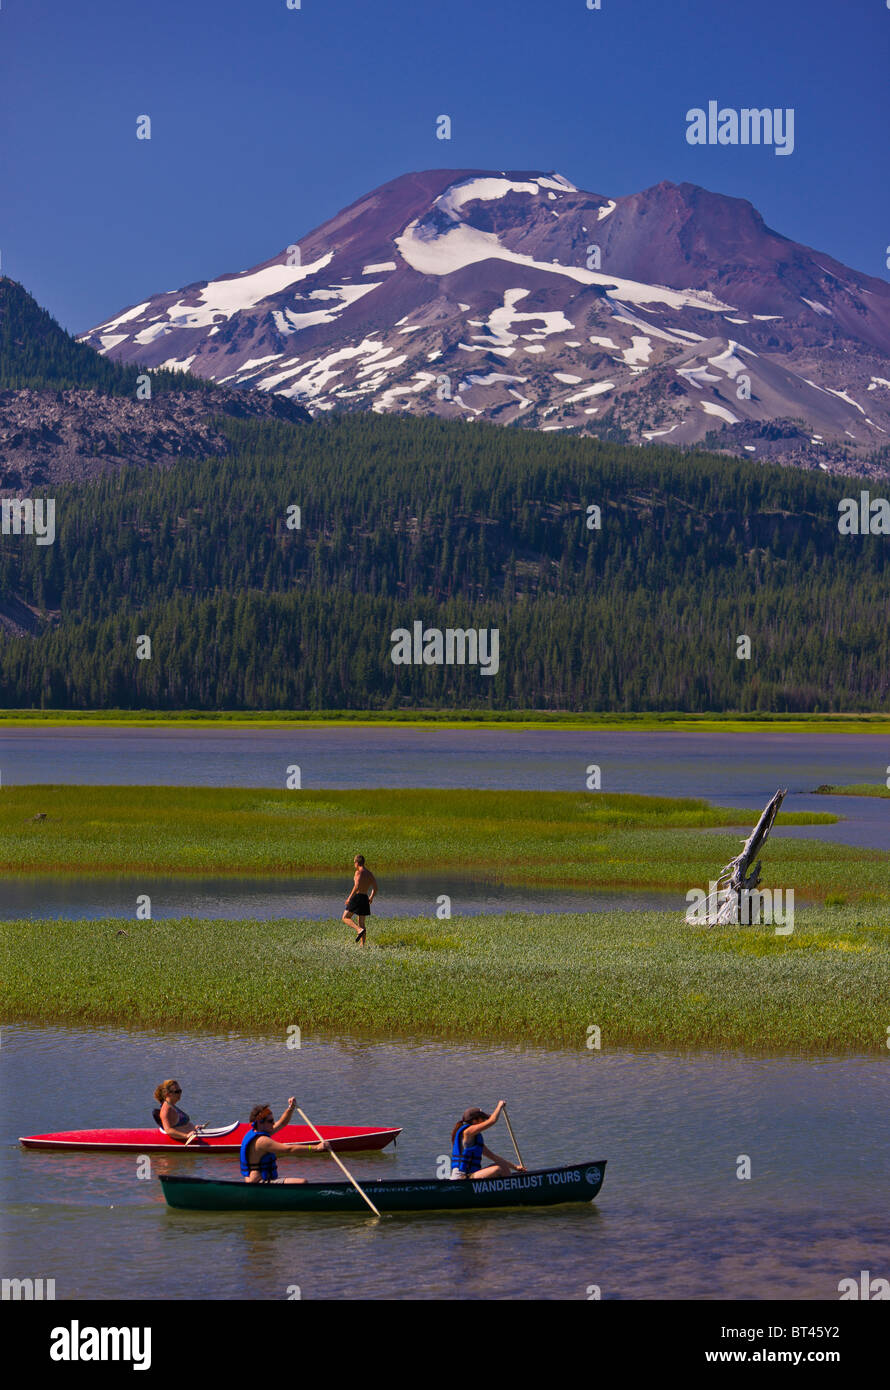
[4, 906, 888, 1051]
[0, 710, 889, 733]
[1, 785, 878, 899]
[813, 784, 890, 798]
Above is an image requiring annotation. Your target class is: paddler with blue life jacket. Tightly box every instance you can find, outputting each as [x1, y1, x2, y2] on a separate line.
[450, 1100, 526, 1181]
[240, 1099, 330, 1184]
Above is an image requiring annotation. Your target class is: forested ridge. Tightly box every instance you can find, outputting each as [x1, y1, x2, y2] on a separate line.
[1, 410, 887, 711]
[0, 278, 211, 396]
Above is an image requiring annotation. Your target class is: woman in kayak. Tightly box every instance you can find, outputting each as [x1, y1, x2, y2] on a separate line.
[450, 1101, 525, 1181]
[153, 1080, 201, 1145]
[341, 853, 377, 946]
[241, 1099, 328, 1184]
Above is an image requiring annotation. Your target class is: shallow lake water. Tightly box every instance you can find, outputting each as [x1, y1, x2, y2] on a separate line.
[3, 1025, 887, 1301]
[0, 727, 886, 846]
[0, 874, 682, 921]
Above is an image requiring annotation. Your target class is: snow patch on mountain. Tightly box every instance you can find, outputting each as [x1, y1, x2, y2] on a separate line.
[394, 219, 735, 314]
[701, 401, 740, 424]
[271, 281, 381, 336]
[609, 307, 698, 345]
[92, 300, 151, 334]
[157, 355, 196, 372]
[564, 383, 614, 403]
[478, 288, 574, 348]
[220, 353, 283, 382]
[436, 177, 541, 219]
[825, 387, 866, 415]
[465, 371, 528, 386]
[535, 174, 578, 192]
[677, 363, 721, 388]
[621, 336, 654, 365]
[374, 372, 437, 412]
[257, 337, 394, 397]
[149, 255, 338, 339]
[707, 343, 751, 378]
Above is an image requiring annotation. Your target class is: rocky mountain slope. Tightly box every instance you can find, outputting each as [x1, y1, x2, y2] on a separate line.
[81, 170, 890, 474]
[0, 278, 308, 495]
[0, 385, 306, 493]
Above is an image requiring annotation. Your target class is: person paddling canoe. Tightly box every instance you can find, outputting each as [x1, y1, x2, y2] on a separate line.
[153, 1080, 203, 1145]
[450, 1101, 526, 1181]
[240, 1100, 329, 1185]
[341, 853, 377, 946]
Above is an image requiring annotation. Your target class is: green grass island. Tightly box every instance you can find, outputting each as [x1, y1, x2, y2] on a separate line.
[3, 787, 887, 1053]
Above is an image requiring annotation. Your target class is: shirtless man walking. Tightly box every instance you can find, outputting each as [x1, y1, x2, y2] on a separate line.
[342, 854, 377, 946]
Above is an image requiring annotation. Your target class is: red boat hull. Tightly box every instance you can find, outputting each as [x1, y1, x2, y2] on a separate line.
[19, 1124, 400, 1153]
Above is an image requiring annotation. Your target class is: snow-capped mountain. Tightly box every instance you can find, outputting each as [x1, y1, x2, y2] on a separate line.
[81, 169, 890, 471]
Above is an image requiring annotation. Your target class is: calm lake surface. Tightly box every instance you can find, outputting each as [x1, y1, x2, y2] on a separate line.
[3, 1025, 887, 1301]
[0, 875, 682, 921]
[0, 727, 887, 846]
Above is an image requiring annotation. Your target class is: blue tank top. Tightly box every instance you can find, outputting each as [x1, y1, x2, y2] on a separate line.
[239, 1128, 278, 1182]
[153, 1105, 190, 1128]
[451, 1123, 485, 1175]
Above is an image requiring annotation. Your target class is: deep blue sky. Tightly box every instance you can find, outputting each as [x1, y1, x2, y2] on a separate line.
[2, 0, 887, 335]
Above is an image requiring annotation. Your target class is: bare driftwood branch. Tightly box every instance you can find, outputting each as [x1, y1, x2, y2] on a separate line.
[688, 788, 787, 925]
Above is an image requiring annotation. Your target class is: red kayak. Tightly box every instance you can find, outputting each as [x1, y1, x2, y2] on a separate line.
[19, 1123, 401, 1154]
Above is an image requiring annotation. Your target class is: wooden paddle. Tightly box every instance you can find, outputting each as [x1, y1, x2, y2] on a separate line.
[502, 1105, 525, 1170]
[296, 1106, 381, 1218]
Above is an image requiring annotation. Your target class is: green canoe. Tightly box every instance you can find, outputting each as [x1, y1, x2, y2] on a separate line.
[159, 1160, 606, 1213]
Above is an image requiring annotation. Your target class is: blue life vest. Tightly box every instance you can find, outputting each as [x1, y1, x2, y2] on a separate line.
[239, 1127, 278, 1182]
[451, 1123, 485, 1175]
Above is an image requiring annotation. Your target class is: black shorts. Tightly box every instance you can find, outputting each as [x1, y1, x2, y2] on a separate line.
[346, 892, 371, 916]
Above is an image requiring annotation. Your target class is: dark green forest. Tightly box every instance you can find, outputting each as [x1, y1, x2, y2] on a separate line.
[2, 411, 887, 711]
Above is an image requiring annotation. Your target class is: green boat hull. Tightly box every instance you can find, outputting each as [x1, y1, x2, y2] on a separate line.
[160, 1161, 606, 1213]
